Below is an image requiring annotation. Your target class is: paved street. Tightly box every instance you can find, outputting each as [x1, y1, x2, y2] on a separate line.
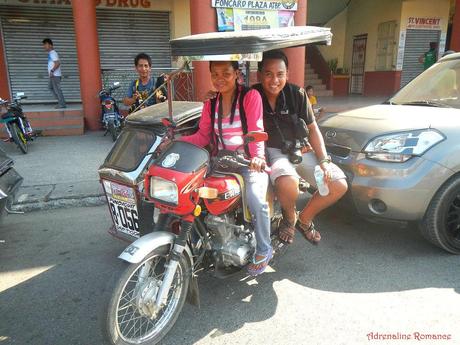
[1, 205, 459, 345]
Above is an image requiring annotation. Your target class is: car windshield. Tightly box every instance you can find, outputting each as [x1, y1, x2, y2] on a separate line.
[389, 59, 460, 109]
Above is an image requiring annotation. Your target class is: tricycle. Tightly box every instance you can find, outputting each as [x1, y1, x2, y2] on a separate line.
[99, 26, 332, 345]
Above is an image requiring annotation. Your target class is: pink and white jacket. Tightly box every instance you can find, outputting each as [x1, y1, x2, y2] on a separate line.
[181, 88, 265, 159]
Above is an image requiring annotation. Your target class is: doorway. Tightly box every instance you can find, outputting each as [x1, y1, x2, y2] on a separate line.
[350, 34, 367, 94]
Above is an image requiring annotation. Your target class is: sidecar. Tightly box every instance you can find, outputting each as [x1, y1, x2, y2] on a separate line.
[98, 101, 202, 242]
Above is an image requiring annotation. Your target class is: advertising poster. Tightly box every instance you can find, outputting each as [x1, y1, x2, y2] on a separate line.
[217, 8, 235, 31]
[234, 9, 276, 30]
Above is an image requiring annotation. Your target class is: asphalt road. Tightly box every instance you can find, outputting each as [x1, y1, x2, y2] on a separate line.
[0, 205, 459, 345]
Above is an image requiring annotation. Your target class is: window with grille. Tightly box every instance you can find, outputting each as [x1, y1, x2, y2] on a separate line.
[376, 21, 397, 71]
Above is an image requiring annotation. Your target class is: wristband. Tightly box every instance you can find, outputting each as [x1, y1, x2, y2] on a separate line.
[319, 155, 331, 164]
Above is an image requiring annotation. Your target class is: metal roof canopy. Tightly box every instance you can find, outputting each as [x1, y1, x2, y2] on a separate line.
[170, 26, 332, 59]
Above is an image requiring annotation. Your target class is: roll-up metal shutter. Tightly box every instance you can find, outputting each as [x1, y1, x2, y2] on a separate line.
[401, 29, 440, 87]
[96, 9, 171, 70]
[0, 6, 80, 103]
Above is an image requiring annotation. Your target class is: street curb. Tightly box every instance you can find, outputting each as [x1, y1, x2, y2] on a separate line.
[11, 195, 107, 213]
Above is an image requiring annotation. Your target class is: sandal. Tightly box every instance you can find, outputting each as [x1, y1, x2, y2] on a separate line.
[277, 217, 296, 244]
[247, 247, 273, 276]
[295, 220, 321, 245]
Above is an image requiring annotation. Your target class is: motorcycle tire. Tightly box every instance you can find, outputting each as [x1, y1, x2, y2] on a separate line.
[107, 120, 118, 142]
[105, 245, 190, 345]
[9, 122, 27, 154]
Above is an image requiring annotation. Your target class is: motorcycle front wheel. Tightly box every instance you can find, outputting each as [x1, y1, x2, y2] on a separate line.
[105, 245, 190, 345]
[9, 123, 27, 154]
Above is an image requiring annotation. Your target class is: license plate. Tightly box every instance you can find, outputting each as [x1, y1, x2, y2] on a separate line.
[104, 113, 116, 120]
[102, 180, 140, 238]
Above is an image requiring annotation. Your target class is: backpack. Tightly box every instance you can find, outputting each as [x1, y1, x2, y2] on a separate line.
[209, 86, 251, 156]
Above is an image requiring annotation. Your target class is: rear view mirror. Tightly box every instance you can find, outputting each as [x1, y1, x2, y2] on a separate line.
[16, 92, 25, 98]
[244, 131, 268, 144]
[113, 82, 120, 87]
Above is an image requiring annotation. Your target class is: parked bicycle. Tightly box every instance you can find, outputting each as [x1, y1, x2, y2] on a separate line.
[99, 82, 123, 141]
[0, 92, 34, 154]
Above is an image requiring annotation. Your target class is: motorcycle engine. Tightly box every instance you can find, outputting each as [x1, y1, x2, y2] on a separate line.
[205, 213, 255, 267]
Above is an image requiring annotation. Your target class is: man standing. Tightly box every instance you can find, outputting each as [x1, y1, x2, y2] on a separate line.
[253, 50, 348, 245]
[42, 38, 66, 109]
[418, 42, 438, 70]
[123, 52, 166, 113]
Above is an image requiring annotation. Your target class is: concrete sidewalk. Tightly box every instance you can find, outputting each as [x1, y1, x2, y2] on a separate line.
[2, 95, 385, 212]
[1, 131, 115, 212]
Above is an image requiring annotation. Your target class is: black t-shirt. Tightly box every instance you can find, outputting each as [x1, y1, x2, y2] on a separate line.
[252, 83, 314, 150]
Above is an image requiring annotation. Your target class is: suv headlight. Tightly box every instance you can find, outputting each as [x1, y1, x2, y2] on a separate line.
[150, 176, 178, 204]
[363, 129, 444, 162]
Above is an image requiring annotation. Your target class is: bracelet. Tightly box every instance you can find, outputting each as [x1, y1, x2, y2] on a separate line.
[319, 155, 331, 164]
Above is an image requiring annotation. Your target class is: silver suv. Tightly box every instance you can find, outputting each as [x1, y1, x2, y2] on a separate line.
[320, 52, 460, 254]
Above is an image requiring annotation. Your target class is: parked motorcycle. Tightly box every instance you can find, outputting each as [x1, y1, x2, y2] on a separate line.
[0, 147, 23, 221]
[99, 82, 123, 141]
[104, 121, 285, 345]
[0, 93, 34, 154]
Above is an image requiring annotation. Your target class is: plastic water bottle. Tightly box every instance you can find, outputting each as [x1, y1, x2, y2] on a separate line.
[314, 165, 329, 196]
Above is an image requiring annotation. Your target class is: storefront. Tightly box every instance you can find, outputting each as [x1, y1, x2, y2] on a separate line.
[0, 0, 190, 129]
[0, 0, 308, 130]
[318, 0, 457, 96]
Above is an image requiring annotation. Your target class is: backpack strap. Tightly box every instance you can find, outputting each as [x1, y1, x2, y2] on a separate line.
[237, 86, 251, 157]
[129, 79, 140, 113]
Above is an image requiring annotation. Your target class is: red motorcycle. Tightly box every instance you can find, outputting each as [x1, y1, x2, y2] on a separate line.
[104, 119, 284, 345]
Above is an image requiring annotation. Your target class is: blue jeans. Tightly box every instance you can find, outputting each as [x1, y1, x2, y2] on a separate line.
[240, 167, 272, 256]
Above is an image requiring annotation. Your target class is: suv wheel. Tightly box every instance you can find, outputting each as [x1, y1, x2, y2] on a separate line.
[420, 175, 460, 254]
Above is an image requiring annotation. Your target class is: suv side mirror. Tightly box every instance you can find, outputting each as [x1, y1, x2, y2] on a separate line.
[16, 92, 25, 98]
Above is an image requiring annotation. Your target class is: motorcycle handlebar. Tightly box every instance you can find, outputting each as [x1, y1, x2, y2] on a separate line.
[220, 154, 271, 174]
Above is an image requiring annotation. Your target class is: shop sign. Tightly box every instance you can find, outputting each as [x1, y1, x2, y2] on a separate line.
[1, 0, 155, 10]
[407, 17, 442, 30]
[212, 0, 297, 11]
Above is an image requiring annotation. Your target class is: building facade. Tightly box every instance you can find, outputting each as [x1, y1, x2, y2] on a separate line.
[0, 0, 307, 130]
[319, 0, 459, 96]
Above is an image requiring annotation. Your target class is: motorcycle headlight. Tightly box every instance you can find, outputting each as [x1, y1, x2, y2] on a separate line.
[150, 176, 178, 204]
[363, 129, 445, 163]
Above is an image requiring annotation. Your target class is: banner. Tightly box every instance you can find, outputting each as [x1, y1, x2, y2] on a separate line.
[234, 9, 294, 30]
[212, 0, 298, 11]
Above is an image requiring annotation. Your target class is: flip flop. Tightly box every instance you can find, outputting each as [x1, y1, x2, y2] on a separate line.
[247, 247, 273, 276]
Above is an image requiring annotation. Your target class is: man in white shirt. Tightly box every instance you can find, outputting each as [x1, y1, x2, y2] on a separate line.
[42, 38, 66, 109]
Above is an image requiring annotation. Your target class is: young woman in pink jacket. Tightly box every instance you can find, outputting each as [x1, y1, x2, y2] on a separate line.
[181, 61, 273, 276]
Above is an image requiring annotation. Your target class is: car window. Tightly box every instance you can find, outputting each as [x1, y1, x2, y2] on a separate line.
[390, 60, 460, 108]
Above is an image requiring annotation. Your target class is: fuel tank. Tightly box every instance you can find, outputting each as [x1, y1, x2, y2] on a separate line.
[203, 174, 242, 215]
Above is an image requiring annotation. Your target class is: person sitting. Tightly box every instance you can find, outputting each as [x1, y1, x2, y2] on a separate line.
[306, 85, 325, 120]
[181, 60, 273, 276]
[252, 50, 348, 246]
[123, 52, 166, 114]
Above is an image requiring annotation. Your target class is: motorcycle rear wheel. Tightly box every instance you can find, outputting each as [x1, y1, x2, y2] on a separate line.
[105, 245, 190, 345]
[10, 123, 27, 154]
[107, 120, 118, 142]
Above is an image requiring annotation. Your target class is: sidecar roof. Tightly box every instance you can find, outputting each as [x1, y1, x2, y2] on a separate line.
[170, 26, 332, 58]
[125, 101, 203, 128]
